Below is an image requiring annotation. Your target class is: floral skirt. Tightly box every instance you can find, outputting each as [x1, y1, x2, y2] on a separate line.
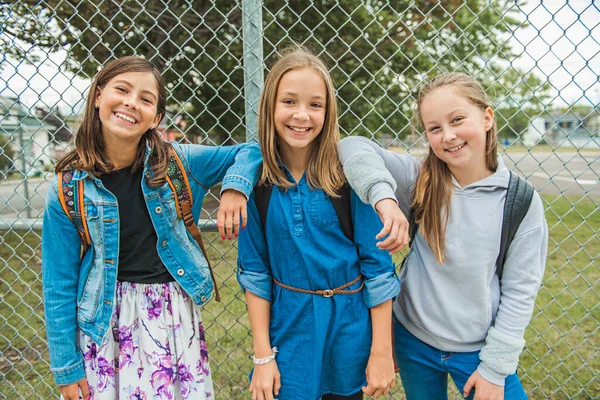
[77, 281, 214, 400]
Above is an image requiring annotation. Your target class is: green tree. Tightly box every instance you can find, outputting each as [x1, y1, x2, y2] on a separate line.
[2, 0, 550, 145]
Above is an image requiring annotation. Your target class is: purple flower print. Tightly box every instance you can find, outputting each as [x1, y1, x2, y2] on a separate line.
[149, 351, 175, 398]
[118, 324, 139, 369]
[83, 342, 98, 362]
[177, 364, 195, 398]
[146, 297, 163, 320]
[125, 386, 148, 400]
[96, 355, 115, 392]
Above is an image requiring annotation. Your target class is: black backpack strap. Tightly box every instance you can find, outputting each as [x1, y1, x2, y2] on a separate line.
[254, 183, 274, 234]
[407, 207, 418, 247]
[331, 183, 354, 242]
[496, 171, 535, 279]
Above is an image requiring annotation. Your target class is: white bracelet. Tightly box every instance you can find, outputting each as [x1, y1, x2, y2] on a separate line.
[253, 347, 278, 365]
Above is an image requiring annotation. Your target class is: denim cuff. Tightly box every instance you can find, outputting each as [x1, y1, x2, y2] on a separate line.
[362, 270, 401, 308]
[222, 174, 254, 200]
[52, 359, 86, 386]
[237, 268, 273, 302]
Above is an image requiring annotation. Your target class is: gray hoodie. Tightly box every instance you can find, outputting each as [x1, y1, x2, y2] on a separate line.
[338, 136, 548, 386]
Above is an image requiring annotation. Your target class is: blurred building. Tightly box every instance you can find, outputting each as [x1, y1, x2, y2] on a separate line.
[525, 108, 600, 148]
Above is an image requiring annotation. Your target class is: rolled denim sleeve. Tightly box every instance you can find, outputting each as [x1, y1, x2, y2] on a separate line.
[175, 142, 262, 199]
[350, 190, 400, 308]
[42, 178, 86, 385]
[237, 194, 273, 302]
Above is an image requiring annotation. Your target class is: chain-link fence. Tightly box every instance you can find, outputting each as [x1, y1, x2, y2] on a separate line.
[1, 1, 598, 399]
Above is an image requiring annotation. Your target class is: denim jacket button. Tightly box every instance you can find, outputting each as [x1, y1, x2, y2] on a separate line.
[155, 206, 162, 214]
[161, 240, 167, 247]
[177, 268, 185, 276]
[201, 295, 207, 302]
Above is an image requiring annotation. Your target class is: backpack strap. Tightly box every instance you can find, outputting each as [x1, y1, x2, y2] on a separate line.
[254, 182, 354, 241]
[495, 171, 534, 280]
[166, 146, 221, 302]
[57, 170, 91, 252]
[331, 183, 354, 242]
[254, 183, 273, 233]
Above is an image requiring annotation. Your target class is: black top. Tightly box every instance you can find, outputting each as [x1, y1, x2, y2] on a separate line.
[100, 166, 174, 283]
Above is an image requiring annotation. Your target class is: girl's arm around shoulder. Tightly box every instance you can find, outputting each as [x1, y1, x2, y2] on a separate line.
[477, 191, 548, 386]
[338, 136, 421, 214]
[42, 176, 87, 385]
[236, 194, 273, 302]
[351, 190, 401, 309]
[172, 141, 262, 199]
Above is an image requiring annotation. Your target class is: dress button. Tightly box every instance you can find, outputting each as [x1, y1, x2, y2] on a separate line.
[295, 208, 301, 214]
[155, 206, 162, 214]
[201, 295, 207, 302]
[161, 240, 167, 247]
[177, 268, 185, 276]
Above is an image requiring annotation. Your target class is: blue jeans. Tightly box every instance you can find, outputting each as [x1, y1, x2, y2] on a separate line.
[393, 317, 527, 400]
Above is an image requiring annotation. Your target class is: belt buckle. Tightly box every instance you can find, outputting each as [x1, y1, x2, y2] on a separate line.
[322, 289, 334, 298]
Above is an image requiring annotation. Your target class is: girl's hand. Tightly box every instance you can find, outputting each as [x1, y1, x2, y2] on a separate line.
[60, 378, 90, 400]
[463, 370, 504, 400]
[218, 189, 248, 240]
[249, 361, 281, 400]
[374, 198, 409, 254]
[362, 352, 395, 398]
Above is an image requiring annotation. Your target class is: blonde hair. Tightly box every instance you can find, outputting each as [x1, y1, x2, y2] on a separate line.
[258, 45, 345, 197]
[412, 72, 498, 263]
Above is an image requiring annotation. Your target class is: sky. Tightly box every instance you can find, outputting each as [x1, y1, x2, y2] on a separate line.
[1, 0, 598, 115]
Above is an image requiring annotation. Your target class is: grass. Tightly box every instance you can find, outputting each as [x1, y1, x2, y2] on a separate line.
[0, 195, 598, 399]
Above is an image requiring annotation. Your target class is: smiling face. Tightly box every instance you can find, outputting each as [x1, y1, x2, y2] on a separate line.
[95, 71, 162, 146]
[420, 85, 495, 180]
[273, 67, 327, 163]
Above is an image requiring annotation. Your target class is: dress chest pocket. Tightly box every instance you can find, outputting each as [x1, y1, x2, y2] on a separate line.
[308, 191, 337, 228]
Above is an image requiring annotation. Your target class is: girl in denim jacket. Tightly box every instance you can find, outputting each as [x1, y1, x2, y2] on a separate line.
[42, 56, 262, 400]
[237, 47, 400, 400]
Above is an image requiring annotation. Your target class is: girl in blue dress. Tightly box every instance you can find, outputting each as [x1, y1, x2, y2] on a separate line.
[237, 46, 400, 400]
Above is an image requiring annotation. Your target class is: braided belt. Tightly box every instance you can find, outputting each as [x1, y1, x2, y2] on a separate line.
[273, 275, 363, 298]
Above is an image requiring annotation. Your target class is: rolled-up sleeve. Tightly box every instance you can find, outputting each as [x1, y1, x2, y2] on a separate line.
[350, 190, 400, 308]
[237, 194, 273, 302]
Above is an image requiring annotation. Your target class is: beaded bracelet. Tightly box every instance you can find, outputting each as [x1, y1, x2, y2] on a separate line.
[252, 347, 278, 365]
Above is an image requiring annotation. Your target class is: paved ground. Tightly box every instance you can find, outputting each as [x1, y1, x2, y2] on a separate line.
[0, 149, 598, 222]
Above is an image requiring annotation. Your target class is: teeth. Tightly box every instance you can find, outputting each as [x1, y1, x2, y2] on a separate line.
[290, 126, 310, 133]
[115, 112, 137, 124]
[447, 143, 465, 152]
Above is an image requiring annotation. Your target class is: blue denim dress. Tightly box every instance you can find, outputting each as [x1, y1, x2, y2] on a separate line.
[237, 169, 400, 400]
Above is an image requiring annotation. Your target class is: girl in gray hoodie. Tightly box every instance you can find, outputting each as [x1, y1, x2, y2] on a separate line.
[338, 73, 548, 400]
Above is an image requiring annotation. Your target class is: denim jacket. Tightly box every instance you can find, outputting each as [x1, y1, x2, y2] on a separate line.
[41, 141, 261, 385]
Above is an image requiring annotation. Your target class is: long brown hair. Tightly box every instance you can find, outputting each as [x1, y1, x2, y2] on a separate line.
[412, 73, 498, 263]
[258, 45, 345, 197]
[55, 56, 170, 187]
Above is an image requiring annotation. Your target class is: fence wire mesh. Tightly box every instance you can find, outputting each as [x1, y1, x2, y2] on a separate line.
[1, 1, 598, 399]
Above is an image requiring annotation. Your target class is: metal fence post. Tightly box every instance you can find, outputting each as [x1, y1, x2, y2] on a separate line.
[242, 0, 264, 143]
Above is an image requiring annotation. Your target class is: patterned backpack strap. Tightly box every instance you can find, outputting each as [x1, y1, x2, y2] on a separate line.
[57, 170, 91, 252]
[166, 146, 221, 302]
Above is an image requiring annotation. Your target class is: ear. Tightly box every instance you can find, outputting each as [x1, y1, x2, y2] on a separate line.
[151, 113, 162, 130]
[95, 88, 103, 108]
[484, 107, 494, 132]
